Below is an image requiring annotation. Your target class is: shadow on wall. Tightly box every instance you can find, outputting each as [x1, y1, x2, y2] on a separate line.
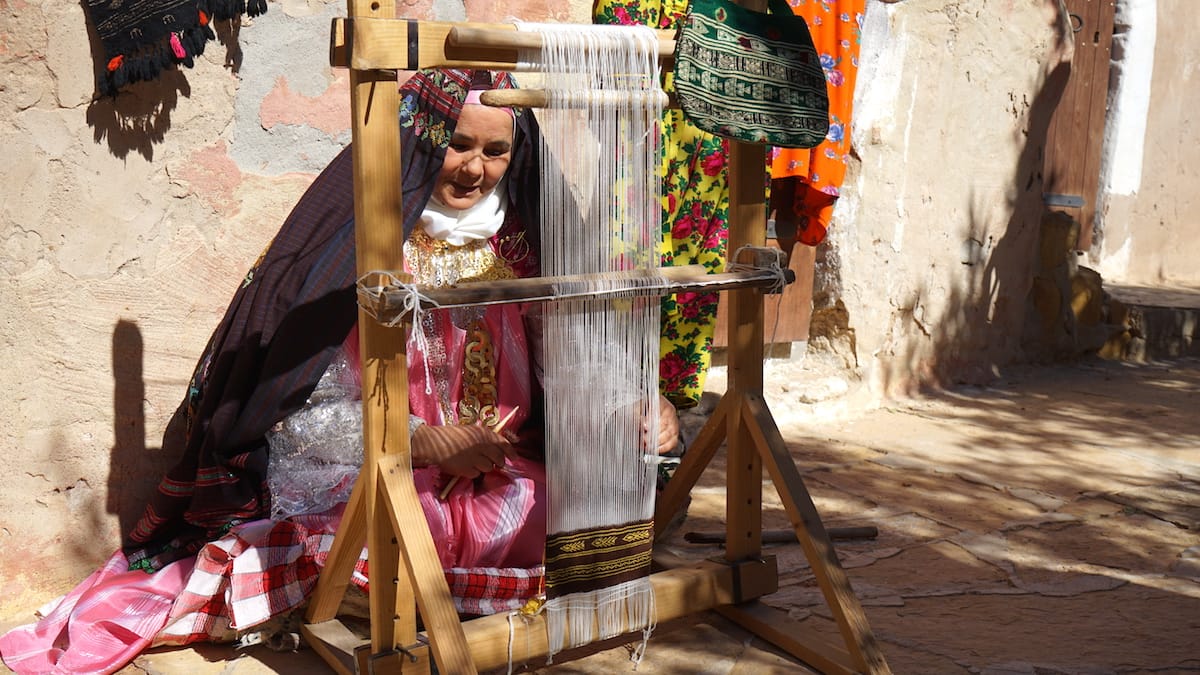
[78, 0, 248, 161]
[870, 21, 1076, 394]
[108, 320, 179, 544]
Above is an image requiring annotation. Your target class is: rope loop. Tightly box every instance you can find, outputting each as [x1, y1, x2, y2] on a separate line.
[356, 270, 440, 327]
[355, 270, 442, 394]
[725, 245, 789, 294]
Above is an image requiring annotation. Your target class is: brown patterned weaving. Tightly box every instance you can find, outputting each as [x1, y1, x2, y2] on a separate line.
[544, 520, 654, 599]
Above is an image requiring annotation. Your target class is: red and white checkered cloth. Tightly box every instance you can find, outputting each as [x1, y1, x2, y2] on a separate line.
[1, 509, 544, 674]
[156, 516, 330, 645]
[157, 510, 544, 646]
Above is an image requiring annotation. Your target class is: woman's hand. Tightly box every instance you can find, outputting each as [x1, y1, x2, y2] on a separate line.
[648, 394, 681, 456]
[411, 423, 513, 478]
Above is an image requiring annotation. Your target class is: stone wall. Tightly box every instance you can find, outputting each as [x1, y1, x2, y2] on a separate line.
[1, 0, 1196, 618]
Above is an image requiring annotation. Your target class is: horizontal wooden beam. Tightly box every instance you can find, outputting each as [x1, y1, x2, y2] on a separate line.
[358, 264, 794, 326]
[449, 25, 676, 59]
[330, 18, 675, 71]
[303, 556, 777, 673]
[479, 87, 676, 110]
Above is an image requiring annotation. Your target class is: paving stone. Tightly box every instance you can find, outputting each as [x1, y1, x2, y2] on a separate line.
[1170, 545, 1200, 579]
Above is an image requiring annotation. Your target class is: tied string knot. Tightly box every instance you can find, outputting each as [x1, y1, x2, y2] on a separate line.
[356, 270, 441, 395]
[725, 244, 789, 294]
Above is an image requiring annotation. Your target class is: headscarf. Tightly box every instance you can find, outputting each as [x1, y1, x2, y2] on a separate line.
[124, 69, 543, 571]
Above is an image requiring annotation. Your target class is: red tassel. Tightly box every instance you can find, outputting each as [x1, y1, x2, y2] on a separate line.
[199, 10, 209, 26]
[107, 54, 124, 72]
[170, 33, 187, 59]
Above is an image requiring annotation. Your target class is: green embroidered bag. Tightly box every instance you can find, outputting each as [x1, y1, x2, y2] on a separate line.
[673, 0, 829, 148]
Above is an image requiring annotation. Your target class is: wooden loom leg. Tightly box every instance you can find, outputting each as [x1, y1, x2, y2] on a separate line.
[303, 2, 475, 672]
[305, 473, 366, 624]
[724, 138, 768, 562]
[654, 392, 733, 539]
[719, 128, 889, 673]
[376, 453, 476, 673]
[739, 393, 892, 675]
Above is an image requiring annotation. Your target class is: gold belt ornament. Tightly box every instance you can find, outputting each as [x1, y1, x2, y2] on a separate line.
[458, 321, 499, 428]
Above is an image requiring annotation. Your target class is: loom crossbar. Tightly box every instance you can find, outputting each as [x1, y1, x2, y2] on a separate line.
[302, 555, 778, 675]
[331, 18, 676, 72]
[357, 264, 794, 323]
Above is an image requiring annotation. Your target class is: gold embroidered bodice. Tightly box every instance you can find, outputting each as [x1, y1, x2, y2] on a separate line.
[404, 227, 518, 287]
[404, 228, 518, 427]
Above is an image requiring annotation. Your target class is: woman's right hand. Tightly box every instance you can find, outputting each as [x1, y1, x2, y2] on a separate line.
[411, 424, 513, 478]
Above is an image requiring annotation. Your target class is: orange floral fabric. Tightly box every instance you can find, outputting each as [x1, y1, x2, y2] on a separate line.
[769, 0, 867, 246]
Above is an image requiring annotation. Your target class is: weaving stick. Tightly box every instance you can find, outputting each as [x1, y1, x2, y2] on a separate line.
[436, 405, 521, 501]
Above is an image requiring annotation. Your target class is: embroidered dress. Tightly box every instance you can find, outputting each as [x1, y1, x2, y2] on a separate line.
[401, 216, 547, 572]
[769, 0, 867, 246]
[595, 0, 730, 409]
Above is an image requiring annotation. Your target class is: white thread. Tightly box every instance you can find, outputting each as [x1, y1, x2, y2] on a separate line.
[506, 611, 516, 675]
[513, 22, 663, 662]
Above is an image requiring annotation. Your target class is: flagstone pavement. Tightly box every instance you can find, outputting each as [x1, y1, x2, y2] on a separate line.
[20, 355, 1200, 674]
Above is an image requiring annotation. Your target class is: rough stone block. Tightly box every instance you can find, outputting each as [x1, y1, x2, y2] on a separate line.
[1098, 329, 1132, 360]
[1038, 210, 1080, 273]
[1030, 275, 1062, 326]
[1071, 267, 1104, 326]
[1107, 297, 1130, 328]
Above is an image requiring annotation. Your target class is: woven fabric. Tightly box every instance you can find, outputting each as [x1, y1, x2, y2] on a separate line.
[84, 0, 267, 96]
[674, 0, 829, 147]
[155, 518, 544, 645]
[0, 508, 545, 674]
[445, 566, 545, 616]
[544, 520, 654, 599]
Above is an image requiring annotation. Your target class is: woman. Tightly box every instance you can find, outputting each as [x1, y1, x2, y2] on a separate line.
[0, 67, 679, 674]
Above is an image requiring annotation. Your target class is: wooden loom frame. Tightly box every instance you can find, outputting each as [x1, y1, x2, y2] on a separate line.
[300, 3, 891, 674]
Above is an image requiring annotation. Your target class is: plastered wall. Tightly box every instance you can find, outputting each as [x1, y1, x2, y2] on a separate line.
[1095, 0, 1200, 285]
[1, 0, 1196, 619]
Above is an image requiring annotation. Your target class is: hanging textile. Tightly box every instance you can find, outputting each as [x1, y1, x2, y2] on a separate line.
[84, 0, 267, 97]
[594, 0, 730, 410]
[769, 0, 867, 247]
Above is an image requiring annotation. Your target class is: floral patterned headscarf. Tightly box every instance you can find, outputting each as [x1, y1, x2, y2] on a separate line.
[397, 69, 542, 251]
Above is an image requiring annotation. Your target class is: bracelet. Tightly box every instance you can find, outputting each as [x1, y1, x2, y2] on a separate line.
[408, 414, 426, 437]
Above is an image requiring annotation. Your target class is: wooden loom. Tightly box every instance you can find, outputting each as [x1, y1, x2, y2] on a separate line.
[300, 3, 891, 674]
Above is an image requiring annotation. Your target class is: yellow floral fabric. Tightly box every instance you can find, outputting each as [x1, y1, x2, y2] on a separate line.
[594, 0, 730, 408]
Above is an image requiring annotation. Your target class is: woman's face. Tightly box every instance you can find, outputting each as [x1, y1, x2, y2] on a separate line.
[433, 103, 514, 211]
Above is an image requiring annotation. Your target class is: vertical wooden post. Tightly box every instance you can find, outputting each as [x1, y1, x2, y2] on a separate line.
[723, 137, 768, 562]
[722, 0, 769, 559]
[344, 0, 418, 664]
